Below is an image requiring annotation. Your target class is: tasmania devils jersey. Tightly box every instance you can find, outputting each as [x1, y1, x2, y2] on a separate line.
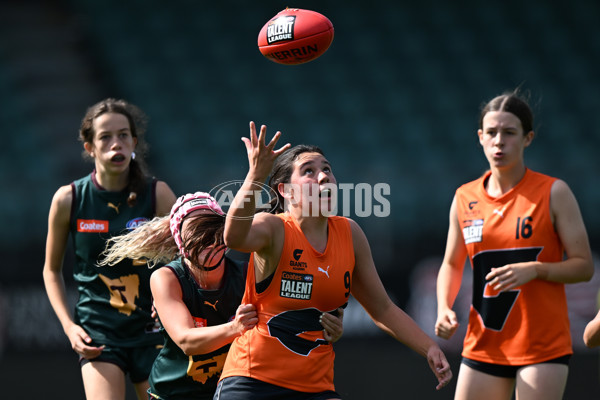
[220, 213, 355, 392]
[149, 257, 246, 399]
[456, 169, 572, 365]
[70, 172, 160, 347]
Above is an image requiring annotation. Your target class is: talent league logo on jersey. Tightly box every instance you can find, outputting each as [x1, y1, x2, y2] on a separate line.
[126, 217, 148, 230]
[77, 219, 108, 233]
[267, 15, 296, 44]
[280, 271, 313, 300]
[463, 219, 483, 244]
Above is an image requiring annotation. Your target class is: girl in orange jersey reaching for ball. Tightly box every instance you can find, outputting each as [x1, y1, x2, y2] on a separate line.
[214, 121, 452, 399]
[435, 89, 594, 400]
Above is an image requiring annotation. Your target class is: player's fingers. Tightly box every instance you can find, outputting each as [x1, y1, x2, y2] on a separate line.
[274, 142, 292, 155]
[265, 130, 282, 150]
[241, 137, 252, 153]
[257, 124, 268, 145]
[248, 121, 257, 143]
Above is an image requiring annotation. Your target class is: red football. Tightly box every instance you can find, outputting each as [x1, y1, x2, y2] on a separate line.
[257, 8, 334, 65]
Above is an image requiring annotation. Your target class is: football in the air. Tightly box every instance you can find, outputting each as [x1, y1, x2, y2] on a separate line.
[257, 8, 334, 65]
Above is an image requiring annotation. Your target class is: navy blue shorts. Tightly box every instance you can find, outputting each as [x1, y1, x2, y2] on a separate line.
[79, 343, 162, 383]
[461, 355, 571, 378]
[214, 376, 341, 400]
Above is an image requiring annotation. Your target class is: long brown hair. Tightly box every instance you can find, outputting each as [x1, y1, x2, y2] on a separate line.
[79, 98, 150, 207]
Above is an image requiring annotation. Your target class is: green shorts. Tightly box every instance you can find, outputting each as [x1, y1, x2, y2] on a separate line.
[79, 343, 162, 383]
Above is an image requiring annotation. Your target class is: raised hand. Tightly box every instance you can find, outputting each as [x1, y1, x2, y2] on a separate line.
[242, 121, 291, 182]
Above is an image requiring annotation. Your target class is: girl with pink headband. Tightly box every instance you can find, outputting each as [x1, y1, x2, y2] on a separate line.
[101, 192, 344, 399]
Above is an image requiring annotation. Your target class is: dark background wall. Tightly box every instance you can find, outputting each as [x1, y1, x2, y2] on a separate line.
[0, 0, 599, 398]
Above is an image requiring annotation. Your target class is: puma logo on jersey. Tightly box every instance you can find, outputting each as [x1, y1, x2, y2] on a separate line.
[204, 300, 219, 311]
[318, 266, 330, 278]
[107, 202, 121, 214]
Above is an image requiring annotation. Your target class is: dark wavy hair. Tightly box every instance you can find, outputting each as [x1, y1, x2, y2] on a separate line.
[79, 98, 150, 207]
[267, 144, 324, 214]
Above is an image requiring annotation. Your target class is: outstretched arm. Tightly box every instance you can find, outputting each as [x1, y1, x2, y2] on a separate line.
[223, 121, 290, 254]
[349, 219, 452, 390]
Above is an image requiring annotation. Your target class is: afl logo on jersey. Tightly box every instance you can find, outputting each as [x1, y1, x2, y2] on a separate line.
[126, 217, 148, 230]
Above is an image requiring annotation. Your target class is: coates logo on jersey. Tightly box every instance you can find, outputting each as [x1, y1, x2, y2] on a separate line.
[192, 316, 207, 328]
[126, 217, 148, 230]
[77, 219, 108, 233]
[267, 15, 296, 44]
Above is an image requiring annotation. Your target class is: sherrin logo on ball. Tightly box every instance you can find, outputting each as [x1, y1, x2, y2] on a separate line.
[258, 8, 334, 65]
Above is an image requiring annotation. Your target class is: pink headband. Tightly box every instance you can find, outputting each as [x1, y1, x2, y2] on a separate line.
[169, 192, 224, 258]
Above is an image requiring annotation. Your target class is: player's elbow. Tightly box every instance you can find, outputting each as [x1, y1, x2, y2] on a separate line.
[583, 333, 600, 349]
[177, 335, 199, 356]
[580, 261, 595, 282]
[223, 232, 244, 251]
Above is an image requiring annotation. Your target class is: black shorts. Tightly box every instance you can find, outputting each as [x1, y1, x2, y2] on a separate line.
[461, 355, 571, 378]
[214, 376, 341, 400]
[79, 343, 162, 383]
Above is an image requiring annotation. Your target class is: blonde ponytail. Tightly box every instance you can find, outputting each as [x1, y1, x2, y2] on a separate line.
[100, 215, 178, 268]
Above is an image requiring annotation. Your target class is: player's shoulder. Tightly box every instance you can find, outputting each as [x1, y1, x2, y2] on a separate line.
[52, 184, 74, 210]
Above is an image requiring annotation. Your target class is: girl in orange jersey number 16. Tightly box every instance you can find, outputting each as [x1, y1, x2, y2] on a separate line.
[435, 89, 593, 400]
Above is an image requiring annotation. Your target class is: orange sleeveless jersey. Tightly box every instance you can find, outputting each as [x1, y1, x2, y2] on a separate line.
[455, 169, 572, 365]
[220, 213, 355, 392]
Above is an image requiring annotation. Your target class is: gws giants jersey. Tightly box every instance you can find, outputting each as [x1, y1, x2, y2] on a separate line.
[70, 172, 160, 347]
[456, 169, 571, 365]
[220, 213, 355, 392]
